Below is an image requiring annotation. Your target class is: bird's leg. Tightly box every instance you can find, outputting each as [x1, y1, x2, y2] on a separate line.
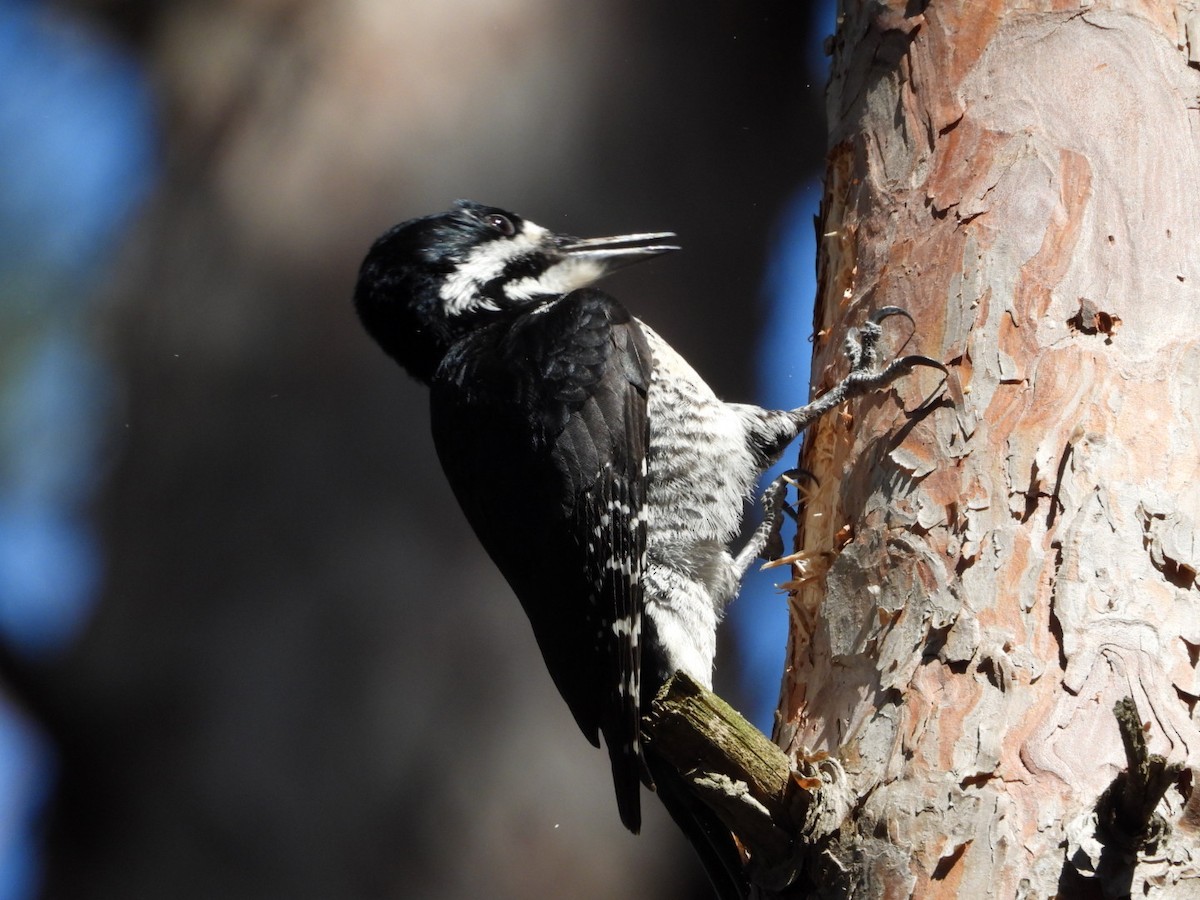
[732, 308, 943, 581]
[732, 469, 813, 580]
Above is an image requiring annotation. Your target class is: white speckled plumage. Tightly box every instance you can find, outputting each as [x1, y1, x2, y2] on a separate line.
[637, 324, 801, 687]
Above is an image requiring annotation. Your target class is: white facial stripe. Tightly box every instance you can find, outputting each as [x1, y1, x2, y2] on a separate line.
[503, 258, 605, 302]
[439, 222, 552, 315]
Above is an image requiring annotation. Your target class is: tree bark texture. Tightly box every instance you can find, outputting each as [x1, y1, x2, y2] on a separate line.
[778, 3, 1200, 896]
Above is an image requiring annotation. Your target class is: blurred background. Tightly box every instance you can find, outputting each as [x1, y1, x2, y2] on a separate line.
[0, 1, 832, 897]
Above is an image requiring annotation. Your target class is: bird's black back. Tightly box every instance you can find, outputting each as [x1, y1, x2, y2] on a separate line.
[429, 287, 652, 830]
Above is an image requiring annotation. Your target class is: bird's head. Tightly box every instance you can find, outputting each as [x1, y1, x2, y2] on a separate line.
[354, 200, 678, 382]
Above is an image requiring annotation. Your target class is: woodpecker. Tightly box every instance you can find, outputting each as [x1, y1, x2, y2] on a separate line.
[354, 200, 941, 896]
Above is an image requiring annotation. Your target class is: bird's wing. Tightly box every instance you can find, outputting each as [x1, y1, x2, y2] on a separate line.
[430, 287, 652, 831]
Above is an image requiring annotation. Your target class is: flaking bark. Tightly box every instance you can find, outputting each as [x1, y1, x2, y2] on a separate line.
[772, 2, 1200, 896]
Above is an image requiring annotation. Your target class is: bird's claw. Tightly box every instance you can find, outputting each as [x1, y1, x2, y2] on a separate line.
[894, 353, 948, 375]
[869, 305, 915, 327]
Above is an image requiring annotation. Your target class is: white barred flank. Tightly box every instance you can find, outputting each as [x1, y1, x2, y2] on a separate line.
[635, 320, 808, 689]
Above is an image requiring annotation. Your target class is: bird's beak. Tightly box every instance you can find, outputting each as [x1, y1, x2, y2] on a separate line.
[559, 231, 680, 271]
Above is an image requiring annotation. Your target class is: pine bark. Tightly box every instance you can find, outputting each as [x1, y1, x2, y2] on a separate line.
[776, 2, 1200, 896]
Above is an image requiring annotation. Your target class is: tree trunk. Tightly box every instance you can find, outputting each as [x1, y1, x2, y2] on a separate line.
[777, 2, 1200, 896]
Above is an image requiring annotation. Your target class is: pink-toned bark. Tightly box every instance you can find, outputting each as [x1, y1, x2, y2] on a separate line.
[777, 3, 1200, 895]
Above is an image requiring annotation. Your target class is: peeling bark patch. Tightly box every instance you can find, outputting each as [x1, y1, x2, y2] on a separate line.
[1180, 768, 1200, 832]
[1176, 687, 1198, 718]
[1018, 457, 1041, 523]
[925, 118, 1010, 219]
[1046, 438, 1075, 528]
[1184, 11, 1200, 68]
[960, 772, 994, 790]
[931, 840, 971, 881]
[1048, 543, 1069, 673]
[1183, 639, 1200, 669]
[922, 623, 953, 665]
[1139, 504, 1199, 589]
[976, 654, 1006, 691]
[917, 4, 1005, 133]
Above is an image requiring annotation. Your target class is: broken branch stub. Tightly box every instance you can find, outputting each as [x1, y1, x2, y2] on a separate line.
[644, 672, 850, 888]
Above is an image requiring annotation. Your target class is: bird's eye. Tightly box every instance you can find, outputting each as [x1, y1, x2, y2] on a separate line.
[484, 213, 516, 236]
